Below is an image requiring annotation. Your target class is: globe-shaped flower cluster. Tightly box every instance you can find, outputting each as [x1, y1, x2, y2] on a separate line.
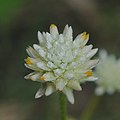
[25, 24, 98, 104]
[95, 50, 120, 95]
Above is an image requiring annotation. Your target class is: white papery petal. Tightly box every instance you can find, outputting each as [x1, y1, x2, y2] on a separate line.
[38, 31, 46, 46]
[56, 79, 67, 91]
[33, 44, 46, 58]
[50, 24, 59, 39]
[73, 34, 83, 46]
[26, 46, 39, 58]
[63, 87, 74, 104]
[47, 61, 57, 69]
[64, 71, 74, 79]
[35, 87, 45, 98]
[45, 32, 52, 42]
[87, 48, 98, 58]
[24, 57, 37, 64]
[33, 44, 40, 51]
[43, 72, 56, 81]
[53, 69, 64, 77]
[46, 36, 52, 49]
[30, 73, 40, 81]
[67, 80, 82, 91]
[87, 59, 99, 69]
[87, 76, 98, 81]
[24, 72, 36, 79]
[74, 32, 89, 47]
[38, 49, 46, 58]
[59, 34, 64, 43]
[46, 42, 52, 49]
[59, 63, 67, 69]
[45, 84, 55, 96]
[82, 45, 93, 54]
[63, 24, 69, 35]
[44, 32, 53, 49]
[64, 26, 73, 40]
[36, 62, 50, 71]
[67, 62, 78, 69]
[24, 64, 40, 71]
[82, 35, 89, 46]
[24, 72, 41, 81]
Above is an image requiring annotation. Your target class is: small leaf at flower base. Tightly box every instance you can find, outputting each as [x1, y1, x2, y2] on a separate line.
[45, 84, 55, 96]
[35, 87, 45, 98]
[63, 87, 74, 104]
[67, 80, 82, 91]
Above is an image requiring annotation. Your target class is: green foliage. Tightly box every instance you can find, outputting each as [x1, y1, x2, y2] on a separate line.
[0, 0, 23, 25]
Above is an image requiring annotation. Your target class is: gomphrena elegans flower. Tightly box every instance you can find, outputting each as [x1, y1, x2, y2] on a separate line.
[95, 49, 120, 95]
[24, 24, 98, 104]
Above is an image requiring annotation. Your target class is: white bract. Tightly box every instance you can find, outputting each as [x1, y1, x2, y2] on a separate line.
[24, 24, 98, 104]
[95, 49, 120, 96]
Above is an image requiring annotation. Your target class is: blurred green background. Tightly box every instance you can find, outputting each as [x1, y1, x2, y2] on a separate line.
[0, 0, 120, 120]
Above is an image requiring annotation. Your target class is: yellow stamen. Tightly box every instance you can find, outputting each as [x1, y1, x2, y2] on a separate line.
[85, 71, 93, 76]
[40, 76, 45, 81]
[25, 57, 33, 65]
[82, 32, 89, 40]
[50, 24, 56, 28]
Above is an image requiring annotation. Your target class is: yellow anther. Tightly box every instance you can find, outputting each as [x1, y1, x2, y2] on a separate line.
[50, 24, 56, 28]
[40, 76, 45, 81]
[82, 32, 89, 40]
[25, 57, 33, 65]
[85, 71, 93, 76]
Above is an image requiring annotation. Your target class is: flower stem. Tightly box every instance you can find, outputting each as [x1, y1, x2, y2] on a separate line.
[59, 92, 67, 120]
[80, 95, 102, 120]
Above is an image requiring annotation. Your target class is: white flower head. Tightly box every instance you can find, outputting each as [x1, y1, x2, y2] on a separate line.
[95, 49, 120, 96]
[24, 24, 98, 104]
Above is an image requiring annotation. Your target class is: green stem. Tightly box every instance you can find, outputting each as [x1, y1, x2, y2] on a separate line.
[59, 92, 67, 120]
[80, 95, 102, 120]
